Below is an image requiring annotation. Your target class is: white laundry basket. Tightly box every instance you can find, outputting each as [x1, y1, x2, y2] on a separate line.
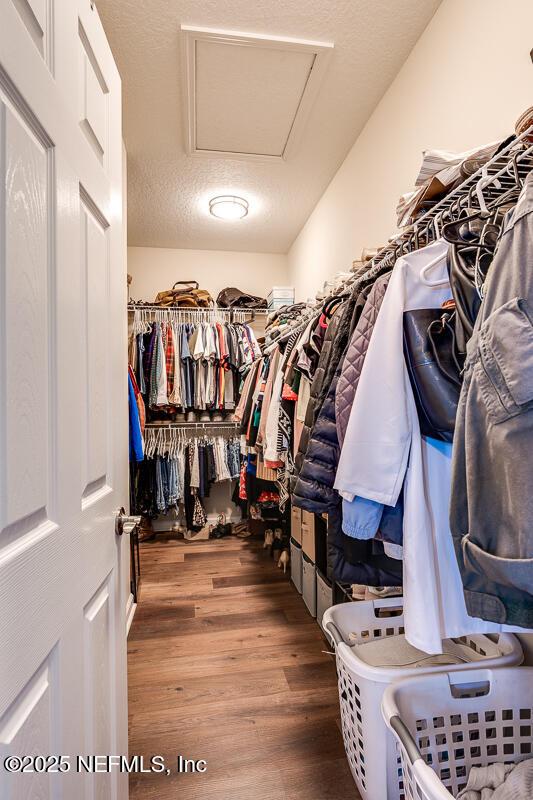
[382, 666, 533, 800]
[322, 599, 523, 800]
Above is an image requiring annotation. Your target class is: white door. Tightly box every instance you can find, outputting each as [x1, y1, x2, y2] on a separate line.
[0, 1, 128, 798]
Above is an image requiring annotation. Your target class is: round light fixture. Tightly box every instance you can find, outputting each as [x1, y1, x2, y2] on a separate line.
[209, 195, 249, 220]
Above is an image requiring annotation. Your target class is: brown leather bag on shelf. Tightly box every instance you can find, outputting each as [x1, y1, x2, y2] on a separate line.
[154, 281, 214, 308]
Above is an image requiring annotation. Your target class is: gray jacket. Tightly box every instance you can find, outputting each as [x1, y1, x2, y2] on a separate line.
[450, 171, 533, 627]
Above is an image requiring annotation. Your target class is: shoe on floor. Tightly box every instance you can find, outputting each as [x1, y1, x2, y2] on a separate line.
[351, 584, 368, 601]
[366, 586, 403, 599]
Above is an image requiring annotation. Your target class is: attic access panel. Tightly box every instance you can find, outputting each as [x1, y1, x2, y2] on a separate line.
[181, 25, 333, 161]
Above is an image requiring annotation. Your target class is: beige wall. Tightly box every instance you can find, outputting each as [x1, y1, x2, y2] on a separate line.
[288, 0, 533, 300]
[128, 246, 289, 303]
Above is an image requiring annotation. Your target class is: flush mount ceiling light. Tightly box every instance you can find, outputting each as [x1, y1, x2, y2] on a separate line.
[209, 195, 249, 220]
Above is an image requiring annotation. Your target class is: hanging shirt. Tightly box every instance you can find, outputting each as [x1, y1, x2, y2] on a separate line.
[155, 324, 168, 406]
[168, 324, 182, 407]
[181, 324, 194, 408]
[128, 372, 144, 462]
[136, 333, 146, 394]
[165, 323, 175, 397]
[144, 325, 157, 399]
[191, 324, 204, 408]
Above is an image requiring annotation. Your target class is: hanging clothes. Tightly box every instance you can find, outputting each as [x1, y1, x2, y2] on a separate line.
[130, 428, 243, 526]
[128, 317, 261, 418]
[334, 240, 522, 653]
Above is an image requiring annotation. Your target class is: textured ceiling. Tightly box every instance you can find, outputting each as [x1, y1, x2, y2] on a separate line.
[96, 0, 442, 253]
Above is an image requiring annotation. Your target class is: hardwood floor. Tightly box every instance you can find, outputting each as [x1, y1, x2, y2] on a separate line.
[128, 534, 359, 799]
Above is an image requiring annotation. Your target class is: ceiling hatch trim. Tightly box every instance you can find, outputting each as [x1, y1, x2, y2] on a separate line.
[180, 25, 334, 162]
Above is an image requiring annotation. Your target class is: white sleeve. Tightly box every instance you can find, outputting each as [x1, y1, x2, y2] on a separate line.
[334, 262, 412, 506]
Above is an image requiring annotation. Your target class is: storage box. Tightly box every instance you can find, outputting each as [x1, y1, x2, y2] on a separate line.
[268, 286, 295, 300]
[290, 506, 302, 545]
[302, 553, 317, 617]
[316, 569, 333, 631]
[301, 510, 316, 561]
[290, 538, 302, 594]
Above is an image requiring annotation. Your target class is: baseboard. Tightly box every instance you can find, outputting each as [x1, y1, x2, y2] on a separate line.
[126, 593, 136, 635]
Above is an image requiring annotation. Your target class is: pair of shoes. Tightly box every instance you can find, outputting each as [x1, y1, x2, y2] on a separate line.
[186, 410, 197, 423]
[199, 411, 211, 422]
[212, 411, 224, 422]
[263, 529, 274, 548]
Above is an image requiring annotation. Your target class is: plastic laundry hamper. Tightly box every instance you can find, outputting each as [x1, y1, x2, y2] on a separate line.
[322, 599, 523, 800]
[382, 666, 533, 800]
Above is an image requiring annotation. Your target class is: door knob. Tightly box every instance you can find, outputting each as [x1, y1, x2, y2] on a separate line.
[115, 508, 142, 536]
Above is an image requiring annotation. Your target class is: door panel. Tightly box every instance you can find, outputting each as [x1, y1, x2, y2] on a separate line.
[81, 195, 110, 503]
[10, 0, 52, 65]
[84, 576, 116, 800]
[78, 19, 109, 167]
[78, 21, 108, 164]
[0, 650, 58, 800]
[1, 100, 52, 533]
[0, 1, 127, 797]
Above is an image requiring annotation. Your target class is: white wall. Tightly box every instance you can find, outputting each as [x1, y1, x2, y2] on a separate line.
[288, 0, 533, 300]
[128, 246, 289, 302]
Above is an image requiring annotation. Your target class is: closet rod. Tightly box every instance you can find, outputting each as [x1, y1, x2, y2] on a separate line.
[263, 307, 320, 353]
[264, 124, 533, 349]
[127, 304, 268, 316]
[362, 125, 533, 275]
[145, 421, 240, 430]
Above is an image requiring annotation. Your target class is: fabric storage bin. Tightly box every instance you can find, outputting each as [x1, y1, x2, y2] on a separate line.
[382, 666, 533, 800]
[322, 599, 523, 800]
[290, 537, 303, 594]
[291, 505, 302, 545]
[302, 553, 317, 617]
[316, 569, 333, 631]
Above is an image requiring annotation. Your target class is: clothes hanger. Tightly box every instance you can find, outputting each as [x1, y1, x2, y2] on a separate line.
[419, 236, 449, 287]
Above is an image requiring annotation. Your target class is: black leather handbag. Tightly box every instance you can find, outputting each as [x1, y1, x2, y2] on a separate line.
[216, 287, 267, 309]
[403, 308, 463, 442]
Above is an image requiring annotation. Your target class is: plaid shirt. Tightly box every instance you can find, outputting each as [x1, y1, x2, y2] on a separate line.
[165, 323, 174, 396]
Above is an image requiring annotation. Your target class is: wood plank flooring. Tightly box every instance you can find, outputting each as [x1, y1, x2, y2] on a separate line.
[128, 534, 359, 800]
